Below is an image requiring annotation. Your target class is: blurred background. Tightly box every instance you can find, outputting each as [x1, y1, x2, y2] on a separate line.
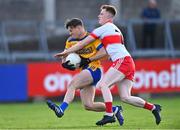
[0, 0, 180, 63]
[0, 0, 180, 107]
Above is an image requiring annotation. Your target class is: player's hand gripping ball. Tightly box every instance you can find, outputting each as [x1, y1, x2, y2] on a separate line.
[64, 53, 81, 69]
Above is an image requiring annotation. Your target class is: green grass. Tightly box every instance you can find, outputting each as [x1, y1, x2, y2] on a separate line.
[0, 97, 180, 130]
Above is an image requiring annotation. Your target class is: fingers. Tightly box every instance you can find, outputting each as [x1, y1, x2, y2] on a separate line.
[54, 53, 63, 58]
[61, 60, 76, 71]
[54, 51, 68, 58]
[66, 60, 70, 64]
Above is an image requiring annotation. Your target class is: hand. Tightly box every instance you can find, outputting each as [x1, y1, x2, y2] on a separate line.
[62, 60, 76, 71]
[80, 56, 91, 67]
[54, 50, 68, 58]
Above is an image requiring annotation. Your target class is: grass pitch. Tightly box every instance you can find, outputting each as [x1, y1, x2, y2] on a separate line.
[0, 97, 180, 130]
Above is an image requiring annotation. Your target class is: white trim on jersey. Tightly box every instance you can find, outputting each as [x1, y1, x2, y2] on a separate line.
[106, 44, 130, 61]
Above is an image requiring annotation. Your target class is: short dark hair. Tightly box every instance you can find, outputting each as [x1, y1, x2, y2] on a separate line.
[65, 18, 83, 29]
[101, 5, 117, 16]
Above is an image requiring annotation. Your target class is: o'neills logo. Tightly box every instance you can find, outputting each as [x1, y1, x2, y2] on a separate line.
[134, 64, 180, 89]
[44, 72, 73, 92]
[43, 64, 180, 93]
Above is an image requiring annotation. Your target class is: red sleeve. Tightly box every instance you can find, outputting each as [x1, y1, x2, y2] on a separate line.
[90, 33, 99, 39]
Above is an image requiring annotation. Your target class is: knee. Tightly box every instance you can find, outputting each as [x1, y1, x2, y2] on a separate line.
[120, 96, 130, 103]
[67, 84, 74, 89]
[96, 81, 107, 89]
[83, 104, 93, 111]
[67, 81, 78, 89]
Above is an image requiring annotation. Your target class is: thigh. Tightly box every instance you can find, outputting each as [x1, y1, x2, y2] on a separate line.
[97, 67, 125, 88]
[87, 67, 102, 85]
[118, 79, 134, 97]
[80, 85, 95, 105]
[69, 69, 93, 89]
[112, 57, 135, 81]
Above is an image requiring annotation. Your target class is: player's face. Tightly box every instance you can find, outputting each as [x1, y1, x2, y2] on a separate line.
[98, 9, 112, 25]
[67, 26, 81, 38]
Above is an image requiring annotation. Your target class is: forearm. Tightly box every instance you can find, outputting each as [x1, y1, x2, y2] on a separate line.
[89, 47, 107, 61]
[65, 42, 83, 54]
[54, 36, 96, 58]
[66, 36, 95, 54]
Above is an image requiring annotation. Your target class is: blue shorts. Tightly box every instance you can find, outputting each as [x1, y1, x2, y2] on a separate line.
[86, 67, 101, 86]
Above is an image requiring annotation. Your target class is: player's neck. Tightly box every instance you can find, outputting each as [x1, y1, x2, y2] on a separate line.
[106, 19, 113, 23]
[79, 31, 87, 39]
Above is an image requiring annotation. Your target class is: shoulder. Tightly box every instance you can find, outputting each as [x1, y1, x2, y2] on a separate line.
[95, 23, 111, 31]
[66, 36, 78, 42]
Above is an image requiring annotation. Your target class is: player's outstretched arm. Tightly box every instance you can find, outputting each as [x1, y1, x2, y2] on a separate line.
[54, 35, 95, 57]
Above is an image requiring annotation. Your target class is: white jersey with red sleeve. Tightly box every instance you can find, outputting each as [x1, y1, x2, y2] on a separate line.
[90, 22, 131, 61]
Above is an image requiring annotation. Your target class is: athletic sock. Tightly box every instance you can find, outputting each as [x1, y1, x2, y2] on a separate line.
[105, 102, 113, 116]
[144, 102, 154, 111]
[59, 102, 68, 112]
[105, 112, 114, 116]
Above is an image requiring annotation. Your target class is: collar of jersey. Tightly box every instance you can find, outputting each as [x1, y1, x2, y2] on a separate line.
[68, 32, 89, 42]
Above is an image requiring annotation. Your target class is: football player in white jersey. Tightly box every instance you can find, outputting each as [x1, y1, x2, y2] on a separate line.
[55, 5, 162, 126]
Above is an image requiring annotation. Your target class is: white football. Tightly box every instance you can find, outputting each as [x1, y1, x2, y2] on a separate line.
[65, 53, 81, 68]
